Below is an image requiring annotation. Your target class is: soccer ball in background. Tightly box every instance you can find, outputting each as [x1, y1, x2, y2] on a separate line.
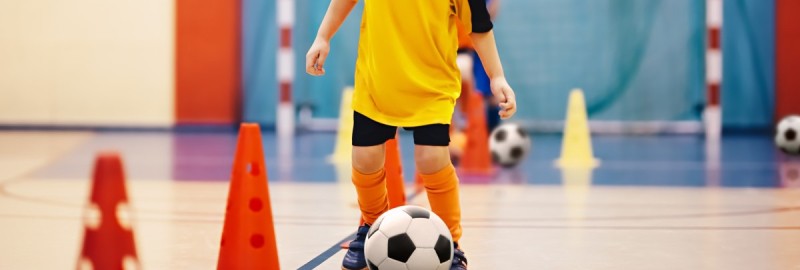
[365, 205, 453, 270]
[776, 115, 800, 155]
[489, 123, 532, 168]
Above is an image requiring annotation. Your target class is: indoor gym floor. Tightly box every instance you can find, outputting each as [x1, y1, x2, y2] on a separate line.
[1, 130, 799, 269]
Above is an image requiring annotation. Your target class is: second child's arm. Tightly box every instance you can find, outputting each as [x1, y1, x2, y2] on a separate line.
[471, 30, 517, 119]
[306, 0, 358, 76]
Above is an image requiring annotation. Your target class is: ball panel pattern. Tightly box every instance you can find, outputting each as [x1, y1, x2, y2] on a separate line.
[369, 215, 385, 238]
[406, 218, 439, 248]
[387, 233, 416, 263]
[434, 234, 453, 263]
[364, 205, 455, 270]
[489, 123, 532, 167]
[378, 258, 408, 270]
[494, 129, 507, 142]
[400, 206, 430, 219]
[405, 248, 440, 270]
[365, 231, 389, 267]
[378, 211, 413, 237]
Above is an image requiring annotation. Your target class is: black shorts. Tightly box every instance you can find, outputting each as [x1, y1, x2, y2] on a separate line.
[352, 112, 450, 147]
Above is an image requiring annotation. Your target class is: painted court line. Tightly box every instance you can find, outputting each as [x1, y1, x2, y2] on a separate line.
[298, 188, 424, 269]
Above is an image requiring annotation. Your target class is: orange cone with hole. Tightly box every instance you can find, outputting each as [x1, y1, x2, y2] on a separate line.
[384, 135, 406, 208]
[460, 90, 494, 174]
[217, 123, 279, 269]
[414, 173, 424, 193]
[77, 152, 140, 270]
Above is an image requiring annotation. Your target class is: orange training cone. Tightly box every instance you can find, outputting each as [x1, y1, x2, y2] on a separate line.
[385, 135, 406, 208]
[77, 152, 140, 270]
[459, 90, 494, 174]
[414, 173, 424, 193]
[217, 123, 280, 270]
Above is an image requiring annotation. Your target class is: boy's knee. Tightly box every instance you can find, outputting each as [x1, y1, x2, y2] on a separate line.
[415, 146, 451, 174]
[352, 145, 386, 174]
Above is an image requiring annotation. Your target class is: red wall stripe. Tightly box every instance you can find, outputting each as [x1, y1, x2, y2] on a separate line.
[279, 82, 292, 103]
[280, 28, 292, 48]
[708, 83, 720, 106]
[176, 0, 241, 125]
[777, 0, 800, 120]
[708, 28, 721, 50]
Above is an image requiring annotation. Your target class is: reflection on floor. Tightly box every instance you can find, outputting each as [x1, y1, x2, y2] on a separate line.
[1, 130, 798, 269]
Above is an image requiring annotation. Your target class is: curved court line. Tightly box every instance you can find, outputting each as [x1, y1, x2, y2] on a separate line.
[264, 206, 800, 222]
[3, 212, 798, 231]
[460, 225, 800, 231]
[0, 133, 94, 207]
[5, 174, 798, 220]
[5, 208, 799, 228]
[0, 212, 356, 227]
[458, 206, 800, 222]
[145, 206, 800, 223]
[0, 132, 93, 183]
[0, 189, 84, 208]
[3, 181, 799, 223]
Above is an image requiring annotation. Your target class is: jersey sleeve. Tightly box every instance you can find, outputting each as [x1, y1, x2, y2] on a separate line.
[456, 0, 493, 34]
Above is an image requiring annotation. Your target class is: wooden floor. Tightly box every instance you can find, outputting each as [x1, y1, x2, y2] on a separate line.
[1, 131, 799, 269]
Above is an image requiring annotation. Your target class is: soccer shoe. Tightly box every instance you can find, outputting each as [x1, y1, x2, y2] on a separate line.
[342, 224, 371, 270]
[451, 242, 468, 270]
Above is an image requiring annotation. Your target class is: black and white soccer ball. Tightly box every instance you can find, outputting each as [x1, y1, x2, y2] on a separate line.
[489, 123, 532, 168]
[776, 115, 800, 155]
[365, 205, 453, 270]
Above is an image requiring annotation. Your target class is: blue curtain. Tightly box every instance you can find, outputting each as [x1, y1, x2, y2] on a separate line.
[294, 1, 364, 119]
[242, 0, 278, 125]
[722, 0, 775, 129]
[494, 0, 705, 121]
[242, 0, 773, 128]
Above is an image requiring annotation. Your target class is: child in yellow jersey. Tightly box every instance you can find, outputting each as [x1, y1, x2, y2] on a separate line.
[306, 0, 517, 269]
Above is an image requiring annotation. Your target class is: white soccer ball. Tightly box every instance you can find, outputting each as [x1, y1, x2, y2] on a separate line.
[365, 205, 453, 270]
[776, 115, 800, 155]
[489, 123, 532, 168]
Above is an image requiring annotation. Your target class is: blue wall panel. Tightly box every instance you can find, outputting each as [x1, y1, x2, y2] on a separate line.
[242, 0, 278, 125]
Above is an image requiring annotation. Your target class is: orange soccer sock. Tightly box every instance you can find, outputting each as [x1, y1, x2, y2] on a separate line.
[352, 167, 389, 225]
[419, 164, 462, 242]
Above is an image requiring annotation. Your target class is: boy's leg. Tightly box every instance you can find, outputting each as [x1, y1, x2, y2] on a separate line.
[343, 112, 396, 270]
[351, 111, 397, 223]
[352, 144, 388, 224]
[411, 124, 468, 269]
[415, 145, 462, 242]
[410, 124, 463, 243]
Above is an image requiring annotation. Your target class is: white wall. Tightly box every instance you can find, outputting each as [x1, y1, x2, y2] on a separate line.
[0, 0, 174, 126]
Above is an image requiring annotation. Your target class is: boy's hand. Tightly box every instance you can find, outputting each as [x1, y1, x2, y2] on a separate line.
[490, 77, 517, 119]
[305, 38, 330, 76]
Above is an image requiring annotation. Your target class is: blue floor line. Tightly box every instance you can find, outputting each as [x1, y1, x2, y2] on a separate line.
[297, 189, 424, 270]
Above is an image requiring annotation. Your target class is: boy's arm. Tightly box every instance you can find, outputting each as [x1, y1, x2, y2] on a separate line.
[488, 0, 500, 18]
[306, 0, 358, 76]
[471, 30, 517, 119]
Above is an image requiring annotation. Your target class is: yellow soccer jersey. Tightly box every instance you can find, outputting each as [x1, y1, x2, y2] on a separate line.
[351, 0, 493, 127]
